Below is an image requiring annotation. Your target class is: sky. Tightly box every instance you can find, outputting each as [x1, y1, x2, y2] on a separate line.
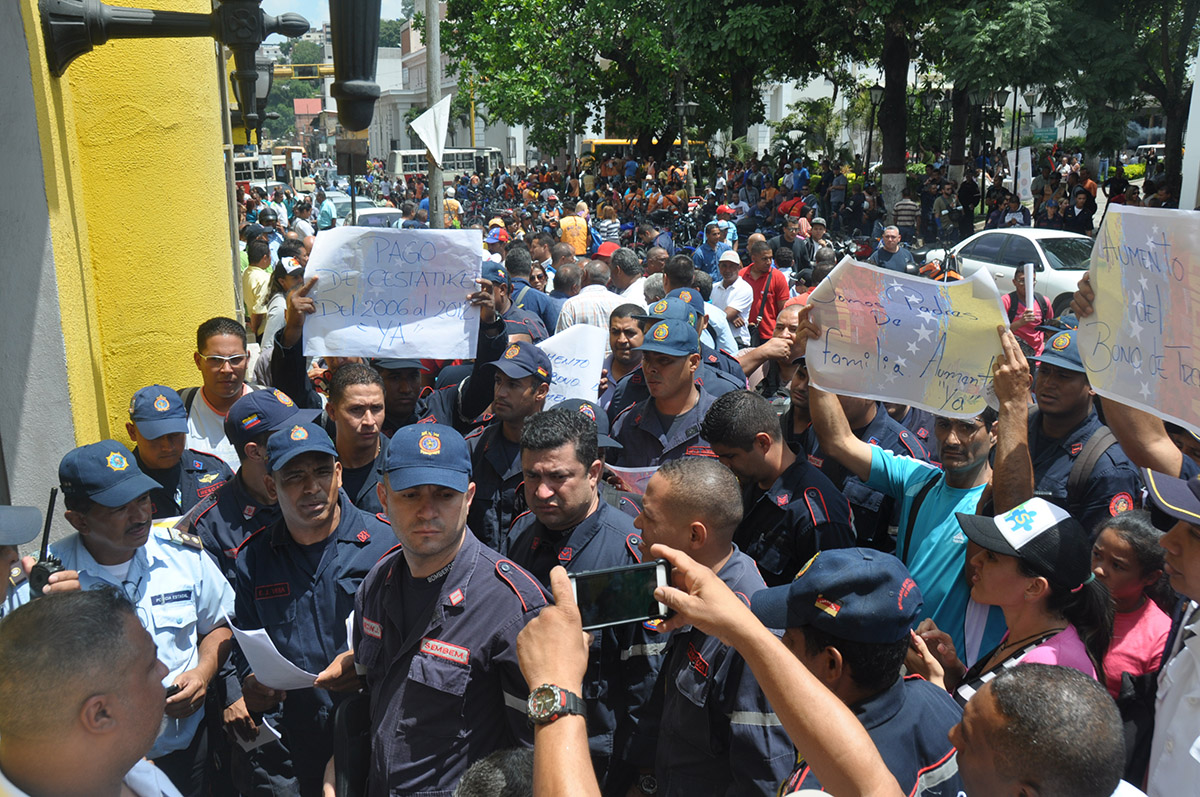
[261, 0, 414, 34]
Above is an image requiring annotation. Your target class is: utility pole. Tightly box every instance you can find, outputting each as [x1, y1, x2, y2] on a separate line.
[425, 0, 444, 228]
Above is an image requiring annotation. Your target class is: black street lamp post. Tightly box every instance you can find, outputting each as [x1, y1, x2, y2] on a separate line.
[866, 83, 883, 183]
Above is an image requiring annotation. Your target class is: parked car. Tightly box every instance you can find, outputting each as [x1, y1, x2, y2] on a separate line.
[342, 207, 406, 228]
[921, 228, 1092, 314]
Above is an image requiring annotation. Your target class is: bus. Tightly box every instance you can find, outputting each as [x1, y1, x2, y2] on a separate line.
[386, 147, 505, 183]
[580, 138, 706, 158]
[232, 153, 313, 194]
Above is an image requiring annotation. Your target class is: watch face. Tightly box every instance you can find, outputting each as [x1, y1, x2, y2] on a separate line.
[528, 686, 560, 718]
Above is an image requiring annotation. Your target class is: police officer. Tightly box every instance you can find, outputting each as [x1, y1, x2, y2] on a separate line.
[353, 423, 547, 795]
[751, 548, 964, 796]
[701, 391, 856, 587]
[482, 259, 550, 343]
[502, 408, 662, 790]
[126, 385, 233, 519]
[611, 318, 719, 467]
[465, 341, 552, 550]
[49, 440, 235, 797]
[230, 420, 393, 796]
[268, 275, 508, 435]
[607, 298, 742, 422]
[799, 388, 931, 552]
[1, 507, 45, 618]
[324, 363, 390, 513]
[633, 458, 795, 794]
[1024, 329, 1141, 535]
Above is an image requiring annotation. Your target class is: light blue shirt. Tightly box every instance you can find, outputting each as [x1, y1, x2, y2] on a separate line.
[703, 301, 738, 353]
[19, 526, 235, 758]
[317, 198, 338, 229]
[692, 242, 731, 280]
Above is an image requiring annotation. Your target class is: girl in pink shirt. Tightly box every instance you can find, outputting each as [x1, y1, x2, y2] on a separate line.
[1092, 511, 1173, 699]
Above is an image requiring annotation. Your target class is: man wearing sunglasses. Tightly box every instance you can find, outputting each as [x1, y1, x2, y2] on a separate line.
[182, 317, 262, 470]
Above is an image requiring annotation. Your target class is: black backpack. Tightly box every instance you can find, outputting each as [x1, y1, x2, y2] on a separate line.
[1005, 290, 1052, 324]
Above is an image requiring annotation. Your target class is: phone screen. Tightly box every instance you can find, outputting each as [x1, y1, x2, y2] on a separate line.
[572, 562, 667, 631]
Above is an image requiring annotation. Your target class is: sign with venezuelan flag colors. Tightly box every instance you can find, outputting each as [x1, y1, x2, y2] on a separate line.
[805, 258, 1006, 418]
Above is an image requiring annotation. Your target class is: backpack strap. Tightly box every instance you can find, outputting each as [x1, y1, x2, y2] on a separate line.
[899, 475, 940, 566]
[180, 386, 200, 414]
[1005, 292, 1020, 324]
[1067, 426, 1117, 506]
[513, 284, 531, 308]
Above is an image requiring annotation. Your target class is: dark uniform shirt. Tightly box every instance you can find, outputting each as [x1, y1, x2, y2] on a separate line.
[649, 548, 794, 795]
[464, 423, 523, 551]
[735, 453, 857, 587]
[191, 471, 281, 585]
[503, 502, 664, 784]
[500, 303, 549, 343]
[611, 390, 720, 467]
[607, 362, 743, 425]
[353, 531, 547, 797]
[136, 448, 232, 519]
[781, 675, 963, 796]
[803, 402, 931, 552]
[895, 405, 937, 450]
[232, 491, 395, 795]
[702, 344, 747, 384]
[1028, 410, 1142, 538]
[341, 435, 390, 515]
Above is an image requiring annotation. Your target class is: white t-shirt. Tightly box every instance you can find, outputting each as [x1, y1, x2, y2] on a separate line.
[712, 277, 753, 345]
[0, 756, 183, 797]
[291, 217, 314, 237]
[185, 385, 252, 470]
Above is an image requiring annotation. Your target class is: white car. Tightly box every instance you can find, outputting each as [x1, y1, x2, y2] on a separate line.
[341, 207, 406, 228]
[922, 228, 1092, 315]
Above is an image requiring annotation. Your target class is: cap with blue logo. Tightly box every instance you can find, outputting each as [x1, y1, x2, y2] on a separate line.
[487, 341, 553, 384]
[383, 423, 472, 492]
[555, 398, 622, 449]
[956, 497, 1091, 592]
[266, 421, 338, 472]
[59, 440, 160, 508]
[482, 259, 509, 286]
[665, 288, 706, 321]
[128, 386, 188, 440]
[637, 319, 700, 358]
[750, 548, 923, 644]
[225, 389, 321, 450]
[1029, 329, 1083, 373]
[636, 297, 700, 332]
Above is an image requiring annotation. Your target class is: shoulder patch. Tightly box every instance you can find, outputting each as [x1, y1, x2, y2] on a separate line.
[165, 526, 204, 550]
[494, 559, 548, 613]
[625, 532, 644, 562]
[8, 563, 26, 587]
[1109, 492, 1134, 516]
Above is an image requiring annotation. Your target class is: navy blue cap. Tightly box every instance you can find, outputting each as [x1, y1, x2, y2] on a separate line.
[637, 297, 700, 331]
[556, 398, 622, 449]
[225, 389, 321, 450]
[128, 385, 188, 439]
[373, 358, 423, 371]
[59, 440, 160, 508]
[638, 319, 700, 357]
[1029, 328, 1083, 373]
[482, 260, 509, 285]
[1143, 467, 1200, 526]
[0, 506, 41, 546]
[487, 341, 553, 383]
[750, 548, 923, 643]
[383, 423, 472, 492]
[665, 288, 706, 322]
[266, 421, 338, 472]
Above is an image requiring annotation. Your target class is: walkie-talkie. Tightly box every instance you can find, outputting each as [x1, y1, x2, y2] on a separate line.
[27, 488, 63, 599]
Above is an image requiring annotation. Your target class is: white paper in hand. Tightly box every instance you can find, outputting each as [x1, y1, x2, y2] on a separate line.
[235, 718, 283, 752]
[230, 622, 319, 690]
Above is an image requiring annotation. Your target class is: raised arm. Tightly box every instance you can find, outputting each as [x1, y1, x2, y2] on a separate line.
[990, 326, 1035, 513]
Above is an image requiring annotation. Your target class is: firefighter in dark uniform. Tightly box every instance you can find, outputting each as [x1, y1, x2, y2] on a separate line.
[502, 408, 663, 791]
[482, 259, 550, 343]
[465, 341, 552, 550]
[323, 363, 390, 514]
[268, 273, 510, 436]
[556, 398, 643, 518]
[1025, 329, 1141, 536]
[611, 318, 719, 467]
[607, 298, 743, 423]
[701, 391, 856, 587]
[353, 423, 547, 796]
[126, 385, 232, 518]
[373, 357, 424, 437]
[664, 287, 746, 382]
[751, 548, 964, 796]
[802, 394, 931, 552]
[231, 420, 395, 796]
[634, 458, 795, 794]
[886, 402, 937, 450]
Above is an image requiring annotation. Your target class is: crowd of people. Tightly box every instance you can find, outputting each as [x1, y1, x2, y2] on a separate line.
[2, 150, 1200, 797]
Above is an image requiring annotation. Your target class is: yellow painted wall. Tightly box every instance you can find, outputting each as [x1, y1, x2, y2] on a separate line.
[19, 0, 238, 445]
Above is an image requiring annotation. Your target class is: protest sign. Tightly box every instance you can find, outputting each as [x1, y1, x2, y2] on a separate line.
[605, 464, 657, 495]
[302, 227, 482, 359]
[1076, 205, 1200, 431]
[805, 258, 1006, 418]
[537, 325, 607, 408]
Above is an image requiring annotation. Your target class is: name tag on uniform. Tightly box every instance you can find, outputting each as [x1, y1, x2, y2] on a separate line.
[151, 590, 192, 606]
[420, 637, 470, 666]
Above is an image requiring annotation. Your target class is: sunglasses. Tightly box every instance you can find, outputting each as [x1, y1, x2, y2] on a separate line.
[198, 353, 248, 367]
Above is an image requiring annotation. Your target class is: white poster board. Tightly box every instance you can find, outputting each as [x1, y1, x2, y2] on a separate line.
[1076, 205, 1200, 431]
[302, 227, 482, 359]
[537, 325, 607, 408]
[805, 258, 1007, 418]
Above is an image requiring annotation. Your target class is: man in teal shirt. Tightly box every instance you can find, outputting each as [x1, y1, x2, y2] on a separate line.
[316, 189, 338, 231]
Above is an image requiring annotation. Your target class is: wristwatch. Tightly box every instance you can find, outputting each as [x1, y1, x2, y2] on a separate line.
[637, 774, 659, 794]
[526, 683, 586, 724]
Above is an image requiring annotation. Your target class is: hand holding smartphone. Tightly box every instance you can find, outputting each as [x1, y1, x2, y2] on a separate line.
[568, 560, 671, 631]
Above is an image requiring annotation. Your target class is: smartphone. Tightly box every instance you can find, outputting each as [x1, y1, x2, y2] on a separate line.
[569, 560, 671, 631]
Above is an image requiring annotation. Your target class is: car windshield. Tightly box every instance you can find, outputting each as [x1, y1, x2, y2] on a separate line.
[330, 198, 352, 216]
[356, 213, 396, 227]
[1040, 237, 1093, 271]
